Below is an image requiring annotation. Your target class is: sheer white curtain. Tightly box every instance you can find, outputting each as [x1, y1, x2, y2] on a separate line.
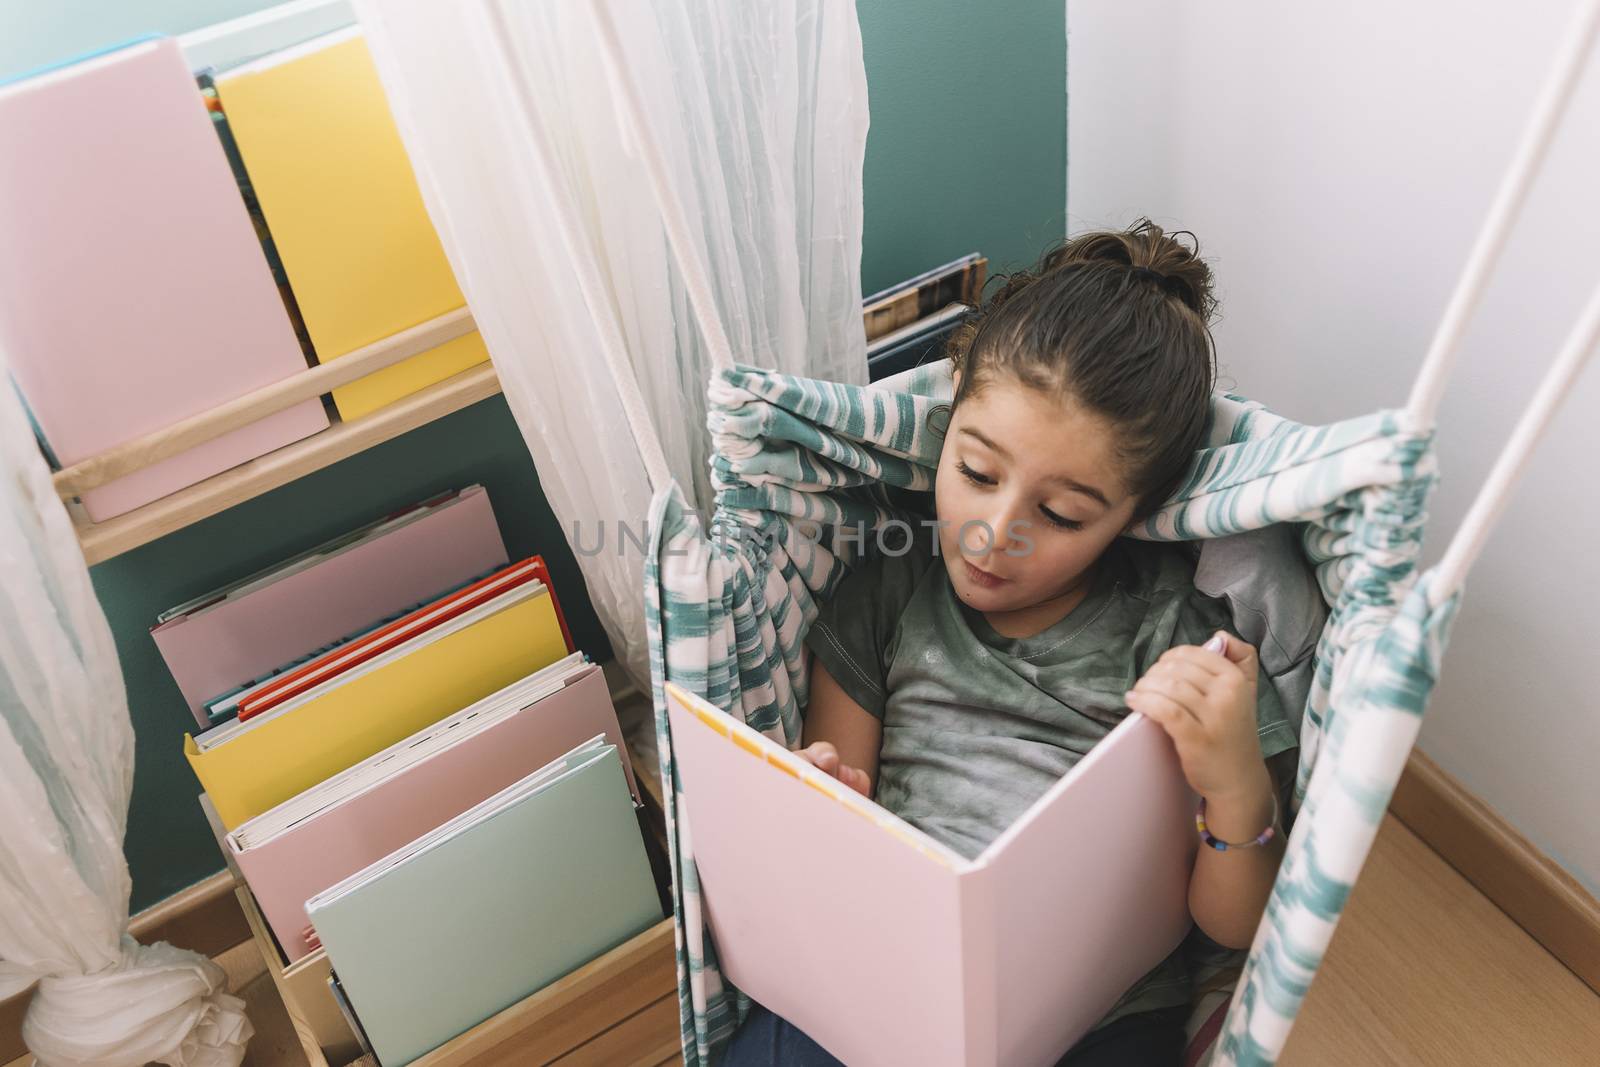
[354, 0, 870, 687]
[0, 362, 252, 1064]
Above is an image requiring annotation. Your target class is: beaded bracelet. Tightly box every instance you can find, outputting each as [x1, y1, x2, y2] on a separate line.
[1195, 791, 1279, 851]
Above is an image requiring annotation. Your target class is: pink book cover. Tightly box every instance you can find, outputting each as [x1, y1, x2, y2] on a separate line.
[665, 682, 1199, 1067]
[230, 664, 637, 965]
[153, 485, 507, 728]
[0, 37, 327, 521]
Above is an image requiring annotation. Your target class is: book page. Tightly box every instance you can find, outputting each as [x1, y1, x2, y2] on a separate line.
[974, 711, 1198, 1065]
[666, 684, 975, 1067]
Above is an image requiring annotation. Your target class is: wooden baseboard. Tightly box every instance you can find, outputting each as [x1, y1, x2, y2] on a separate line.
[1390, 748, 1600, 996]
[0, 994, 23, 1066]
[127, 869, 251, 956]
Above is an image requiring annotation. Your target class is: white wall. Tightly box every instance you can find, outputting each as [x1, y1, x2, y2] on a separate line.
[1068, 1, 1600, 894]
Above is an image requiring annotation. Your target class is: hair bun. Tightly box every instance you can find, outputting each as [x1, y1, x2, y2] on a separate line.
[1051, 218, 1215, 318]
[944, 217, 1216, 381]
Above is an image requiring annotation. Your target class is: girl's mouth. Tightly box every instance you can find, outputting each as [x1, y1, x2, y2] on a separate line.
[963, 560, 1008, 589]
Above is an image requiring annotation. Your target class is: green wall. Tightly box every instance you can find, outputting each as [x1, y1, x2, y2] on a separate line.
[3, 1, 1065, 911]
[94, 401, 611, 910]
[857, 3, 1068, 293]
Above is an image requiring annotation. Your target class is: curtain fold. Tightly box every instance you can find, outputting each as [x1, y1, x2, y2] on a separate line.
[354, 0, 870, 687]
[0, 358, 252, 1065]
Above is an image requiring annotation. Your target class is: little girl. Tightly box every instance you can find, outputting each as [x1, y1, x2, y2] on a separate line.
[721, 220, 1300, 1067]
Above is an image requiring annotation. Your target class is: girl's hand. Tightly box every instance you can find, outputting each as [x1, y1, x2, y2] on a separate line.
[793, 741, 873, 797]
[1125, 631, 1269, 802]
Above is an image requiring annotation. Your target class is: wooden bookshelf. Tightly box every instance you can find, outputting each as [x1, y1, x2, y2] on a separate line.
[206, 709, 679, 1067]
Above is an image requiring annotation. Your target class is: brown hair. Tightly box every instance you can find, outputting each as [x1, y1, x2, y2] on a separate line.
[945, 218, 1217, 520]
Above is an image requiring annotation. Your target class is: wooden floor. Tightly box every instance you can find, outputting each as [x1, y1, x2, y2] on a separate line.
[1280, 814, 1599, 1066]
[225, 812, 1599, 1067]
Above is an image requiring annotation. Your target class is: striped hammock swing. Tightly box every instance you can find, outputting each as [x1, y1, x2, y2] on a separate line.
[574, 3, 1600, 1063]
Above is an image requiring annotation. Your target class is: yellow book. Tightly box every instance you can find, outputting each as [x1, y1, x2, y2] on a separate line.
[216, 28, 489, 420]
[187, 589, 568, 830]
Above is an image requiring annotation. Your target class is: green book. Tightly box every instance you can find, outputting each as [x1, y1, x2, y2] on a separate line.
[306, 738, 662, 1066]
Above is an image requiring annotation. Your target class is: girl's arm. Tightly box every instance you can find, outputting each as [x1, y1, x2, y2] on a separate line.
[798, 658, 884, 797]
[1186, 760, 1285, 949]
[1125, 633, 1291, 950]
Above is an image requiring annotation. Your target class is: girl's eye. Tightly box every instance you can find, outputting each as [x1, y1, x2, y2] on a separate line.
[956, 460, 995, 486]
[1040, 505, 1085, 532]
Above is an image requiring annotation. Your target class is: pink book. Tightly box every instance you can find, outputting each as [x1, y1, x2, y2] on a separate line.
[665, 682, 1199, 1067]
[0, 37, 328, 521]
[228, 660, 638, 965]
[153, 485, 507, 728]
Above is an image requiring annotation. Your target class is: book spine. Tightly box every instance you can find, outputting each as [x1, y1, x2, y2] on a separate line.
[326, 971, 376, 1058]
[958, 864, 1001, 1067]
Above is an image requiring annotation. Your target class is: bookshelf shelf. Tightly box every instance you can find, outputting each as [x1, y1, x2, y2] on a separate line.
[409, 918, 678, 1067]
[74, 358, 501, 565]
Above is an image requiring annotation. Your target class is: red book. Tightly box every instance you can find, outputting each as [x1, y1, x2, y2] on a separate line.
[236, 556, 571, 722]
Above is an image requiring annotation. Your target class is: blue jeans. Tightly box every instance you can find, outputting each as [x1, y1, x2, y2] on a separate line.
[720, 1003, 1190, 1066]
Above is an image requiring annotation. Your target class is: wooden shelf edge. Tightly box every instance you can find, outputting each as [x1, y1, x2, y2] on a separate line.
[54, 308, 478, 499]
[410, 919, 677, 1067]
[78, 362, 502, 565]
[234, 884, 347, 1067]
[70, 293, 934, 563]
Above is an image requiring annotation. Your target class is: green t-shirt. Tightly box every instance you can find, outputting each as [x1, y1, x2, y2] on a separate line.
[804, 532, 1299, 1031]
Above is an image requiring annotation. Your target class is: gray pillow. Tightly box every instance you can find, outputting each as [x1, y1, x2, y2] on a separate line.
[1192, 522, 1327, 742]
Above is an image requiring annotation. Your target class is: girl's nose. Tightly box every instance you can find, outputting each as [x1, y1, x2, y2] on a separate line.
[975, 501, 1024, 557]
[993, 511, 1029, 557]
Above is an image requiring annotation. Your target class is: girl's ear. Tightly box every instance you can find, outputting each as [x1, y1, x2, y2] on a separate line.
[951, 368, 961, 393]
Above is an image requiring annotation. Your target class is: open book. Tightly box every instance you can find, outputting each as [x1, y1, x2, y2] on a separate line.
[664, 682, 1200, 1067]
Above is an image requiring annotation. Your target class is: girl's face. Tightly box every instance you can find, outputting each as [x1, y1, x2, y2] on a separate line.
[934, 374, 1140, 617]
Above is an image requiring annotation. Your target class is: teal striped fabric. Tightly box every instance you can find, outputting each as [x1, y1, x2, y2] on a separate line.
[646, 359, 1460, 1066]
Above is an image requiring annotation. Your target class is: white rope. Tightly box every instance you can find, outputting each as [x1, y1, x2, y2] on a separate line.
[1429, 274, 1600, 606]
[1406, 0, 1600, 427]
[483, 0, 674, 495]
[587, 0, 739, 376]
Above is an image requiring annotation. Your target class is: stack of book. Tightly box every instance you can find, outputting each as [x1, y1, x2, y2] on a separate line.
[156, 486, 662, 1064]
[0, 16, 493, 520]
[862, 253, 986, 382]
